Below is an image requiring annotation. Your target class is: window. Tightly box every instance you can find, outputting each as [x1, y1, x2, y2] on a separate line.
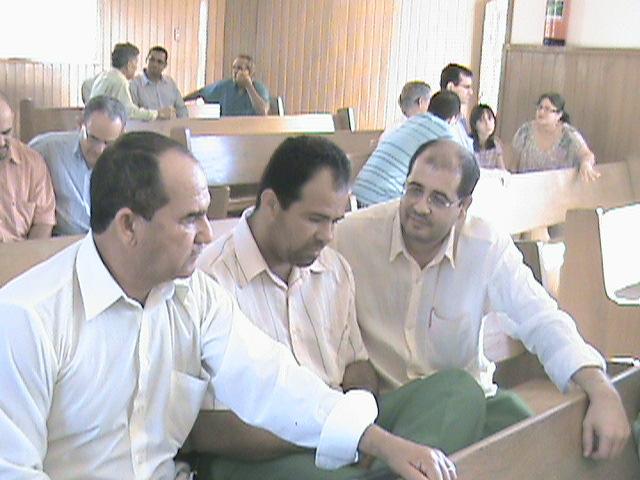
[0, 0, 99, 63]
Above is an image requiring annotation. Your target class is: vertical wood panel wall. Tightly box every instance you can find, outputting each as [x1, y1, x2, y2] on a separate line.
[0, 0, 202, 111]
[385, 0, 480, 127]
[221, 0, 398, 129]
[497, 45, 640, 164]
[219, 0, 483, 129]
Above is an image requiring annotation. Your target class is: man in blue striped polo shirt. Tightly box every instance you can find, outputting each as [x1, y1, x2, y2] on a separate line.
[352, 90, 461, 208]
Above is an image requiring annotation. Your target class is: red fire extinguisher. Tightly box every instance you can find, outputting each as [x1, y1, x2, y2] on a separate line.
[543, 0, 570, 46]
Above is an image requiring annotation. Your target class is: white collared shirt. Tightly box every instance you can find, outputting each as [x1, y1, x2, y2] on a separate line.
[0, 235, 377, 479]
[334, 200, 605, 394]
[198, 210, 368, 392]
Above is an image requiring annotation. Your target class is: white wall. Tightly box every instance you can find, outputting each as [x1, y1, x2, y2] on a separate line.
[511, 0, 640, 48]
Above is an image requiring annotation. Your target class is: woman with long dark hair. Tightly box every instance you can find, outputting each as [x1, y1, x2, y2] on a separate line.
[469, 104, 505, 170]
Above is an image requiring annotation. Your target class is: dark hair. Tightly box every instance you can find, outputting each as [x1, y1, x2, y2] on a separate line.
[538, 92, 571, 124]
[148, 46, 169, 63]
[427, 90, 460, 121]
[407, 139, 480, 199]
[398, 81, 431, 116]
[83, 95, 128, 125]
[255, 136, 351, 210]
[469, 104, 497, 151]
[90, 132, 191, 233]
[111, 42, 140, 69]
[439, 63, 473, 90]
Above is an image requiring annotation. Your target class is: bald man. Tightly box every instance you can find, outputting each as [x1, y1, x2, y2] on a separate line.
[0, 93, 55, 241]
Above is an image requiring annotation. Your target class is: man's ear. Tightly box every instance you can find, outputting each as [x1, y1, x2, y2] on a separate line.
[459, 196, 473, 218]
[260, 189, 281, 218]
[446, 81, 455, 91]
[112, 208, 142, 247]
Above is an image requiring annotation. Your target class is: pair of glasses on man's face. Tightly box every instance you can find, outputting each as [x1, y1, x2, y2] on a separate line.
[81, 125, 117, 148]
[403, 184, 461, 209]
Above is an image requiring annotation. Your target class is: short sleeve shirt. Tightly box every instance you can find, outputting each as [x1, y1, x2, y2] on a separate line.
[512, 121, 588, 172]
[0, 139, 55, 241]
[200, 78, 270, 116]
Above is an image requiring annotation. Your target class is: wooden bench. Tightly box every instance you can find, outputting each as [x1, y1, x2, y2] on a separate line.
[171, 128, 381, 214]
[559, 204, 640, 358]
[126, 113, 336, 137]
[19, 99, 82, 143]
[0, 218, 240, 288]
[469, 161, 640, 235]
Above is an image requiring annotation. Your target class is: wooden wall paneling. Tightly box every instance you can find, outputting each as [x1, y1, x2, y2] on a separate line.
[498, 46, 640, 167]
[205, 0, 226, 84]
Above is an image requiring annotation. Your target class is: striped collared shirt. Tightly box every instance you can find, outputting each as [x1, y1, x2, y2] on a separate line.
[198, 209, 369, 391]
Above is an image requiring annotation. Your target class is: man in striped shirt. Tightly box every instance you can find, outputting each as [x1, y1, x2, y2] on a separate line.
[194, 136, 486, 480]
[352, 90, 461, 208]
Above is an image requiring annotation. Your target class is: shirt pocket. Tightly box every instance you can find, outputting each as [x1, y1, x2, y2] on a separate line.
[426, 310, 477, 370]
[11, 199, 36, 236]
[166, 370, 209, 448]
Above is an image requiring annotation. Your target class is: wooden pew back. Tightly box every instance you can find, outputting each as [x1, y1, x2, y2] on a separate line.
[19, 99, 82, 143]
[0, 219, 240, 289]
[559, 205, 640, 357]
[469, 161, 640, 235]
[127, 114, 336, 137]
[173, 128, 381, 213]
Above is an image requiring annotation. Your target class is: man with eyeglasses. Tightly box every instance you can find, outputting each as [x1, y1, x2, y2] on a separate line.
[130, 46, 188, 118]
[184, 54, 270, 116]
[440, 63, 475, 153]
[0, 92, 55, 242]
[29, 96, 126, 235]
[336, 139, 630, 460]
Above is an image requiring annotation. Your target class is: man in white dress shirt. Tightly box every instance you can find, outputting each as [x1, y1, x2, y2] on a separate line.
[195, 136, 484, 479]
[335, 138, 630, 460]
[0, 131, 459, 480]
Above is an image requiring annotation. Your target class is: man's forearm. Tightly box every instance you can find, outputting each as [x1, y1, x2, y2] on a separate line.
[183, 89, 203, 102]
[245, 83, 269, 115]
[28, 224, 53, 239]
[189, 409, 305, 461]
[572, 366, 612, 397]
[342, 360, 379, 397]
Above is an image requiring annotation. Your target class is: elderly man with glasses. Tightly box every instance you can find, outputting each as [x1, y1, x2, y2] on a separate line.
[29, 96, 127, 235]
[335, 138, 630, 462]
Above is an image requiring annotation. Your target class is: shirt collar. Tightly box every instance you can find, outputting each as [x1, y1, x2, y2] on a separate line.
[76, 234, 188, 320]
[7, 140, 20, 165]
[233, 208, 327, 288]
[388, 206, 458, 268]
[112, 68, 128, 82]
[142, 69, 165, 85]
[73, 132, 90, 167]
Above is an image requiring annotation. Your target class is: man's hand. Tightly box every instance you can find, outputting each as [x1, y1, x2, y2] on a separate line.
[359, 425, 457, 480]
[157, 106, 176, 120]
[573, 367, 630, 459]
[235, 71, 253, 89]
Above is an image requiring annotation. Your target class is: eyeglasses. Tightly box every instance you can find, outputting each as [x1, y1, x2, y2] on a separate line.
[403, 184, 460, 209]
[81, 125, 117, 148]
[536, 104, 559, 113]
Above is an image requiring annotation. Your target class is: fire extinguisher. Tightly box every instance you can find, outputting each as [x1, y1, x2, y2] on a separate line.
[543, 0, 570, 46]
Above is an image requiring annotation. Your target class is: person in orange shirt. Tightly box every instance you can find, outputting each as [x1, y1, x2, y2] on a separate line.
[0, 92, 55, 241]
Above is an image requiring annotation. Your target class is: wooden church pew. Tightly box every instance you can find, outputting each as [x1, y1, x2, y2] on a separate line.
[19, 99, 82, 143]
[469, 161, 640, 235]
[126, 113, 336, 137]
[0, 218, 239, 288]
[559, 204, 640, 358]
[171, 127, 381, 213]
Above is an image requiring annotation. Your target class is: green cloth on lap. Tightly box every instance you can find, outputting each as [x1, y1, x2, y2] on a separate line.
[197, 369, 533, 480]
